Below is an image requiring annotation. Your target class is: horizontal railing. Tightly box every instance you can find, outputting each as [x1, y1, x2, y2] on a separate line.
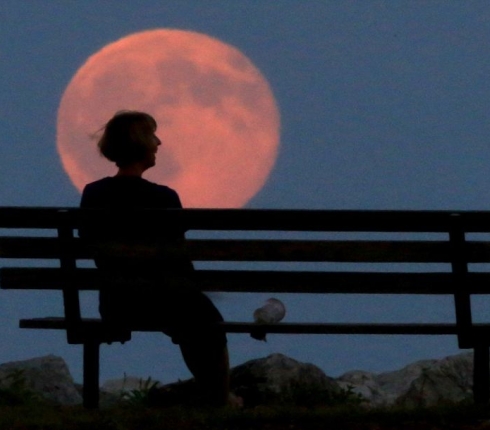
[4, 268, 490, 294]
[2, 237, 490, 262]
[20, 317, 490, 336]
[1, 207, 490, 232]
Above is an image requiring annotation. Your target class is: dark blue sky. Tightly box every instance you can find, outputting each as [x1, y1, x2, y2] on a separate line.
[2, 1, 490, 384]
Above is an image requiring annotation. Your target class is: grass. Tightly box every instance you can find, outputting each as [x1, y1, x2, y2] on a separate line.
[1, 373, 490, 429]
[0, 400, 490, 429]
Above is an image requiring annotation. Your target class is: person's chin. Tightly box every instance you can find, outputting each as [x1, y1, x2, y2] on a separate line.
[142, 161, 156, 172]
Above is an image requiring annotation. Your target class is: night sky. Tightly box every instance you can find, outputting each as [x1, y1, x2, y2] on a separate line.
[2, 1, 490, 385]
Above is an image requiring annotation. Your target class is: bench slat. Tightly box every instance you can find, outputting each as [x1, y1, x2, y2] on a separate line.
[20, 317, 486, 335]
[5, 268, 490, 294]
[187, 240, 457, 262]
[3, 207, 490, 232]
[0, 237, 476, 262]
[3, 237, 490, 262]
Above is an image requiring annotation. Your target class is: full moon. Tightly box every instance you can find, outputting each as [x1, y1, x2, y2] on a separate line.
[57, 29, 280, 208]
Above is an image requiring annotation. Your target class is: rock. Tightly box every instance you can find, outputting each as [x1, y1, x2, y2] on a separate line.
[374, 359, 439, 405]
[396, 352, 473, 407]
[144, 353, 343, 408]
[0, 351, 477, 408]
[336, 352, 474, 407]
[230, 353, 341, 406]
[336, 370, 380, 404]
[0, 355, 82, 405]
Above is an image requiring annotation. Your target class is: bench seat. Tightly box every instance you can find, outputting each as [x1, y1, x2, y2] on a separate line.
[20, 317, 485, 335]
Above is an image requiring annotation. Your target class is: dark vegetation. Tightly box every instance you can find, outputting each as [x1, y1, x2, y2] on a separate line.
[1, 374, 490, 430]
[2, 401, 490, 430]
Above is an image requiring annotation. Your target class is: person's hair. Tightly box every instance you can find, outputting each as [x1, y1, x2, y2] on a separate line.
[97, 111, 157, 168]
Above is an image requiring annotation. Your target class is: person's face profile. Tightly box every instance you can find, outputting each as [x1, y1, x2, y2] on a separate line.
[141, 128, 161, 170]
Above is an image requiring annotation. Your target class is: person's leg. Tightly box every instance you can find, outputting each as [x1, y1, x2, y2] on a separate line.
[157, 280, 238, 405]
[179, 341, 230, 406]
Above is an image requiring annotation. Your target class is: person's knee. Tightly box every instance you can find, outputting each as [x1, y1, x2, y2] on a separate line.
[174, 325, 227, 349]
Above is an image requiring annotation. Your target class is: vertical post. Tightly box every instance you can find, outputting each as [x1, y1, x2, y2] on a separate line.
[57, 210, 82, 344]
[473, 344, 490, 404]
[449, 214, 472, 349]
[449, 214, 489, 404]
[83, 341, 100, 409]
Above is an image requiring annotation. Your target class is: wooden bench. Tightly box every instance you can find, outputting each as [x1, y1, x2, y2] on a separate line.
[1, 207, 490, 408]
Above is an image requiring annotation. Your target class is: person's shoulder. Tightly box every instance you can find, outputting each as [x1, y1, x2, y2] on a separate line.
[82, 177, 114, 194]
[156, 184, 180, 200]
[152, 183, 182, 203]
[142, 179, 178, 195]
[141, 179, 182, 207]
[80, 177, 114, 208]
[83, 177, 113, 189]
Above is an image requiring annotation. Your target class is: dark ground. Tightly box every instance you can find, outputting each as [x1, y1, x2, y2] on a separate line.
[2, 402, 490, 430]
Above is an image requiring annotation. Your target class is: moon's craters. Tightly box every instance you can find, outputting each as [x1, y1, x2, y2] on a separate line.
[57, 29, 280, 207]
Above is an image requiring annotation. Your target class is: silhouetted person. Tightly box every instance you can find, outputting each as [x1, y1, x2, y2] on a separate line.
[79, 110, 232, 406]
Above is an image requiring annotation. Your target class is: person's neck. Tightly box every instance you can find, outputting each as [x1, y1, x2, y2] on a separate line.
[115, 163, 146, 177]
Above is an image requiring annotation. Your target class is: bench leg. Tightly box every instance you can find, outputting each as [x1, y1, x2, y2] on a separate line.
[83, 341, 100, 409]
[473, 345, 489, 404]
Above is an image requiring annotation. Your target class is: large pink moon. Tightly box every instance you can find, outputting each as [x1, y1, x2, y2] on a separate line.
[57, 29, 280, 208]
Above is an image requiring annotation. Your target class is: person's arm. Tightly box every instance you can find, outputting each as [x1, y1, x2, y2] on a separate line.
[155, 187, 188, 239]
[78, 184, 109, 240]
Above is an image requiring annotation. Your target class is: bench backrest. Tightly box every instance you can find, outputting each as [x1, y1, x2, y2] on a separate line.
[1, 207, 490, 346]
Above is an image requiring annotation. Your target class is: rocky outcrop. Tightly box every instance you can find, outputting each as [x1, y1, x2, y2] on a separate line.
[230, 353, 342, 406]
[337, 352, 474, 407]
[396, 353, 473, 407]
[0, 351, 479, 407]
[120, 353, 342, 408]
[0, 355, 82, 405]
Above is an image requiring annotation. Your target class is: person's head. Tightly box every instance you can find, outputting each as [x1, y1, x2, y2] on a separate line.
[97, 111, 161, 169]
